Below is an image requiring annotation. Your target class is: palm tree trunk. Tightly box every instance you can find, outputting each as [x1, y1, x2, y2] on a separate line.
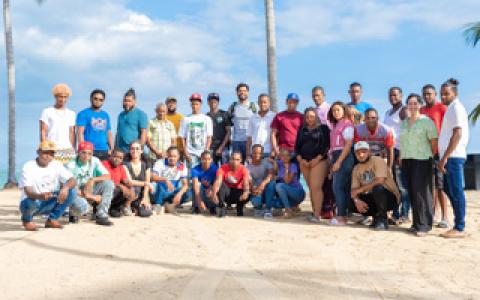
[3, 0, 17, 188]
[265, 0, 278, 112]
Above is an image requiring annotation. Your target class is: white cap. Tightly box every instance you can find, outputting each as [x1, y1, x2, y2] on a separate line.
[354, 141, 370, 151]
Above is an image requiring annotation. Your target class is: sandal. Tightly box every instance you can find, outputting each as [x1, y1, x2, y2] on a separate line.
[329, 218, 346, 226]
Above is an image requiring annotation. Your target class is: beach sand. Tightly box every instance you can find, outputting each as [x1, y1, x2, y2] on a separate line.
[1, 189, 479, 300]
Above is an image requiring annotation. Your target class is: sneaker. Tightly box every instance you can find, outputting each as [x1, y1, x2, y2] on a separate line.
[22, 222, 37, 231]
[437, 220, 449, 229]
[209, 207, 217, 215]
[152, 204, 163, 215]
[441, 229, 466, 239]
[254, 209, 264, 217]
[357, 216, 371, 226]
[283, 208, 294, 219]
[369, 217, 378, 228]
[45, 219, 64, 229]
[192, 206, 200, 215]
[96, 217, 113, 226]
[109, 209, 122, 218]
[165, 203, 177, 214]
[263, 210, 273, 220]
[306, 214, 320, 223]
[373, 220, 388, 231]
[69, 215, 79, 224]
[122, 206, 133, 216]
[216, 206, 226, 218]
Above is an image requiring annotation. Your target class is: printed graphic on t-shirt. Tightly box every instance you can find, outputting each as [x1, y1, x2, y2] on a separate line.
[360, 169, 375, 185]
[188, 122, 206, 150]
[91, 117, 107, 131]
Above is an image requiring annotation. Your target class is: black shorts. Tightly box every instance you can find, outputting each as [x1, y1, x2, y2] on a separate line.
[433, 157, 444, 190]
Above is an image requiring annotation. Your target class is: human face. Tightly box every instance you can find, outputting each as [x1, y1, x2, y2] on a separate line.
[191, 100, 201, 114]
[155, 105, 167, 120]
[365, 111, 378, 131]
[229, 153, 242, 169]
[349, 86, 362, 103]
[389, 89, 402, 106]
[37, 150, 54, 166]
[286, 99, 298, 112]
[279, 149, 291, 164]
[166, 100, 177, 113]
[423, 88, 436, 106]
[252, 146, 263, 162]
[167, 149, 180, 166]
[305, 110, 317, 127]
[78, 150, 93, 164]
[355, 149, 370, 163]
[200, 153, 212, 169]
[123, 95, 136, 111]
[54, 94, 69, 108]
[407, 97, 421, 116]
[237, 87, 249, 102]
[331, 104, 345, 121]
[312, 89, 324, 106]
[208, 99, 219, 112]
[258, 96, 270, 112]
[129, 143, 142, 159]
[91, 93, 105, 110]
[110, 151, 124, 167]
[440, 87, 456, 105]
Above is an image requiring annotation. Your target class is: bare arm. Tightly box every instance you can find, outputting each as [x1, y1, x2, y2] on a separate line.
[271, 128, 279, 156]
[352, 177, 386, 198]
[69, 126, 76, 149]
[77, 126, 85, 144]
[107, 130, 114, 151]
[40, 121, 48, 142]
[205, 136, 212, 151]
[430, 138, 438, 157]
[218, 126, 231, 153]
[139, 128, 147, 146]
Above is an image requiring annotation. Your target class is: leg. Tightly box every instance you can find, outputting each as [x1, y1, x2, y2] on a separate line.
[308, 159, 328, 218]
[153, 183, 170, 206]
[444, 158, 466, 232]
[332, 152, 354, 219]
[217, 182, 231, 208]
[92, 180, 114, 219]
[402, 160, 419, 229]
[262, 181, 276, 210]
[411, 159, 434, 232]
[52, 188, 78, 220]
[230, 188, 246, 216]
[20, 198, 44, 223]
[249, 194, 263, 210]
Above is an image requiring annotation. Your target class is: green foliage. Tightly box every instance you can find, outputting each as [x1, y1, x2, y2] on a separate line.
[469, 104, 480, 125]
[464, 22, 480, 47]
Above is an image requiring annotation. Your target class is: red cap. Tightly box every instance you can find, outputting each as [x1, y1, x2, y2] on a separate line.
[78, 141, 94, 152]
[189, 93, 202, 102]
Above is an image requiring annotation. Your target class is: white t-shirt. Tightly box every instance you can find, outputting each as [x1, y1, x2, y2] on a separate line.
[439, 98, 469, 159]
[384, 106, 403, 150]
[231, 102, 255, 142]
[247, 111, 275, 153]
[179, 113, 213, 157]
[19, 159, 73, 199]
[40, 107, 76, 149]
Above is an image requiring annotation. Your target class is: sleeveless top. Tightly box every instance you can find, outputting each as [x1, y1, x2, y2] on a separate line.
[125, 161, 147, 195]
[330, 119, 354, 153]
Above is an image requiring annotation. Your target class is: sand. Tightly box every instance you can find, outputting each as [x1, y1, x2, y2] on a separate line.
[1, 189, 479, 300]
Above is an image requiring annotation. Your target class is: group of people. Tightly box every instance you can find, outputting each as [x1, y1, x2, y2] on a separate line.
[19, 79, 470, 238]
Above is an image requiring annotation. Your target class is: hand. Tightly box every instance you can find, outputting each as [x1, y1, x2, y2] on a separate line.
[216, 146, 223, 157]
[40, 192, 53, 201]
[354, 199, 369, 214]
[310, 156, 321, 168]
[300, 159, 309, 169]
[166, 181, 174, 192]
[141, 196, 151, 210]
[351, 188, 362, 199]
[240, 191, 249, 201]
[438, 157, 447, 174]
[172, 194, 182, 205]
[185, 154, 192, 164]
[84, 179, 94, 194]
[57, 187, 69, 204]
[332, 161, 341, 173]
[156, 150, 164, 158]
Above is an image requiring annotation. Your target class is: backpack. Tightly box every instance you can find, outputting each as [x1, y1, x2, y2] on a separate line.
[228, 101, 257, 122]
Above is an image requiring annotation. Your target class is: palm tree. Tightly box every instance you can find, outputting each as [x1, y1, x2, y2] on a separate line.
[264, 0, 278, 112]
[464, 22, 480, 125]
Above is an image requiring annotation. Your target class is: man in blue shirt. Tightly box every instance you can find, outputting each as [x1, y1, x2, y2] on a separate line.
[76, 89, 114, 161]
[191, 150, 218, 214]
[115, 88, 148, 153]
[348, 82, 373, 124]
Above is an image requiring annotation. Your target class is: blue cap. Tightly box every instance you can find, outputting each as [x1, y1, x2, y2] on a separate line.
[286, 93, 299, 101]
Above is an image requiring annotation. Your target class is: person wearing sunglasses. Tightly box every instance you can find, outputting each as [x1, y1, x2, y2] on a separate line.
[65, 141, 114, 226]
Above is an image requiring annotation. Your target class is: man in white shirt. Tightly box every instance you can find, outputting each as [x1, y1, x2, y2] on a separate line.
[438, 78, 470, 239]
[40, 83, 76, 163]
[19, 141, 77, 231]
[179, 93, 213, 167]
[246, 93, 276, 160]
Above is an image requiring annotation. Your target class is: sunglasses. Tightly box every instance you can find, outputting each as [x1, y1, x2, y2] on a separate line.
[79, 151, 93, 155]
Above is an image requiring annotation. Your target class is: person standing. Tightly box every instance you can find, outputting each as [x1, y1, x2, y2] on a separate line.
[179, 93, 213, 167]
[207, 93, 231, 165]
[438, 79, 470, 239]
[312, 85, 331, 128]
[420, 84, 449, 228]
[76, 89, 114, 161]
[347, 82, 373, 124]
[246, 93, 276, 160]
[115, 88, 148, 153]
[271, 93, 303, 157]
[146, 103, 176, 164]
[400, 94, 438, 237]
[40, 83, 76, 163]
[295, 107, 330, 223]
[165, 96, 185, 156]
[228, 83, 257, 161]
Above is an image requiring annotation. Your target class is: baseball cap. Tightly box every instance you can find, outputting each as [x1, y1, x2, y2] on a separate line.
[354, 141, 370, 151]
[38, 140, 57, 152]
[165, 96, 177, 103]
[78, 141, 94, 152]
[286, 93, 300, 101]
[189, 93, 202, 102]
[207, 92, 220, 101]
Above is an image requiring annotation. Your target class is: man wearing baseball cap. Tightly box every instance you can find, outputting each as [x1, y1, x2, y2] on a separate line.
[19, 141, 78, 231]
[271, 93, 303, 157]
[179, 93, 213, 167]
[207, 92, 231, 165]
[350, 141, 400, 230]
[65, 141, 115, 226]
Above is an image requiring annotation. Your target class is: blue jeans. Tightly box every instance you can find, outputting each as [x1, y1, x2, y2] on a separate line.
[231, 141, 247, 162]
[70, 180, 114, 218]
[20, 188, 77, 222]
[331, 150, 354, 217]
[249, 181, 276, 209]
[275, 183, 305, 209]
[195, 187, 217, 209]
[443, 158, 466, 231]
[153, 183, 191, 205]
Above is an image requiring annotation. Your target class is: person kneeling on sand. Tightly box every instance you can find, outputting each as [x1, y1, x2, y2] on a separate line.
[351, 141, 400, 230]
[65, 142, 114, 226]
[151, 146, 191, 214]
[212, 151, 250, 217]
[19, 141, 77, 231]
[191, 150, 219, 215]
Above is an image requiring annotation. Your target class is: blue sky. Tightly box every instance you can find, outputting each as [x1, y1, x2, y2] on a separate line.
[0, 0, 480, 169]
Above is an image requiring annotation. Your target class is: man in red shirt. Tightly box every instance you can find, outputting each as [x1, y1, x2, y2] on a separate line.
[212, 151, 250, 217]
[420, 84, 449, 228]
[102, 149, 135, 218]
[271, 93, 303, 157]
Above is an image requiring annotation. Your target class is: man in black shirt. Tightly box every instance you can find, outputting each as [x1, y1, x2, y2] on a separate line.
[207, 93, 231, 165]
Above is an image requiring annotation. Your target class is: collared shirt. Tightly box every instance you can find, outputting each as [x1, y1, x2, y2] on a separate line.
[383, 106, 404, 150]
[115, 107, 148, 152]
[147, 118, 176, 160]
[399, 115, 437, 160]
[439, 98, 469, 159]
[316, 102, 332, 128]
[247, 110, 276, 153]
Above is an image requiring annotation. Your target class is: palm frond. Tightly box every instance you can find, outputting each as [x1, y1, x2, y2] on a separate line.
[469, 104, 480, 125]
[464, 22, 480, 47]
